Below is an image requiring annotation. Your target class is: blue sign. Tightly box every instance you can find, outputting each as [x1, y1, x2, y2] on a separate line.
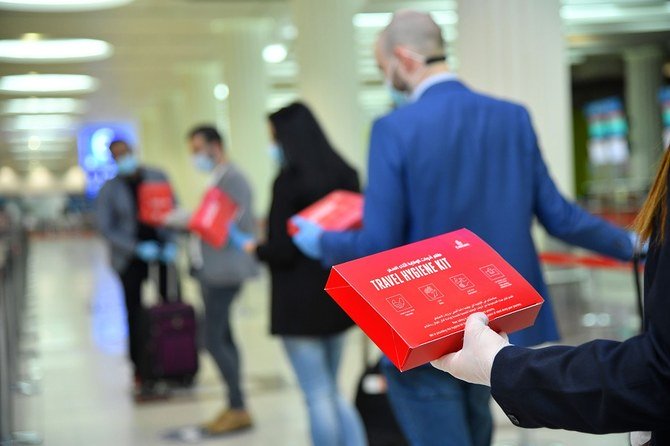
[77, 122, 138, 197]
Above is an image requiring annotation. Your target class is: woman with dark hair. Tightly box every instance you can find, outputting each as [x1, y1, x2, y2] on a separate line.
[230, 102, 367, 446]
[433, 146, 670, 446]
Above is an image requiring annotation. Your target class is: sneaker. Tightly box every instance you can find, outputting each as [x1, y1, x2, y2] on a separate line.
[202, 408, 253, 436]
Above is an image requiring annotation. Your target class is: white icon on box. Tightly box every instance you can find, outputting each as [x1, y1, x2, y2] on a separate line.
[420, 283, 444, 301]
[450, 274, 475, 291]
[479, 264, 505, 280]
[387, 294, 413, 312]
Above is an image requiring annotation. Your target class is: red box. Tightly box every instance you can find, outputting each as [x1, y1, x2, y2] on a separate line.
[138, 182, 174, 227]
[287, 190, 363, 236]
[188, 187, 239, 248]
[325, 229, 544, 371]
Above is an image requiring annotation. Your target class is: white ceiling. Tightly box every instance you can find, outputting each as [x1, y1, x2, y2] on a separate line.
[0, 0, 669, 174]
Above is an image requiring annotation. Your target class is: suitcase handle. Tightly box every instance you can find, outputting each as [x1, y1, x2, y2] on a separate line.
[149, 261, 179, 303]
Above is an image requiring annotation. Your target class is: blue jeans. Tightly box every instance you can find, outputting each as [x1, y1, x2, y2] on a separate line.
[282, 334, 367, 446]
[381, 359, 492, 446]
[201, 284, 245, 409]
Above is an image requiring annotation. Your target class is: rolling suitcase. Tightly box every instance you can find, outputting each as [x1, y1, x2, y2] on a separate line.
[144, 263, 199, 385]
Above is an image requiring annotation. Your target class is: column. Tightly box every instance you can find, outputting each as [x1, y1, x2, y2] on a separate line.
[624, 46, 664, 182]
[159, 91, 209, 208]
[219, 21, 273, 213]
[457, 0, 573, 196]
[290, 0, 366, 174]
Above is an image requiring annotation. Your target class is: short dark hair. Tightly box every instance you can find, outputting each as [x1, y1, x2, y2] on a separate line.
[188, 125, 224, 146]
[108, 139, 130, 152]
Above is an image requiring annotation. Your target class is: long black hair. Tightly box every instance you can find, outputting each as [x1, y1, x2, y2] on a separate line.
[268, 102, 358, 197]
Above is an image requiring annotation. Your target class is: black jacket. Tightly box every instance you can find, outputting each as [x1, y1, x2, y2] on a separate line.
[256, 165, 359, 336]
[490, 179, 670, 444]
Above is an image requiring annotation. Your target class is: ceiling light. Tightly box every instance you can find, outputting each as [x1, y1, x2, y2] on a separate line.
[0, 74, 99, 94]
[2, 98, 87, 115]
[0, 0, 134, 12]
[22, 33, 42, 41]
[263, 44, 288, 64]
[4, 114, 78, 131]
[353, 11, 457, 28]
[0, 38, 113, 63]
[213, 83, 229, 101]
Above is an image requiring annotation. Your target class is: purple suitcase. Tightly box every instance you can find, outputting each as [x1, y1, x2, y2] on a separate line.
[145, 264, 199, 383]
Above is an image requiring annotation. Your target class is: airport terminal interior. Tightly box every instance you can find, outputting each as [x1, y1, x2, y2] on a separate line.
[1, 0, 670, 445]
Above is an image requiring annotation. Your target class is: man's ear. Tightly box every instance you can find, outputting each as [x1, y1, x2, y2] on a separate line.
[393, 46, 418, 72]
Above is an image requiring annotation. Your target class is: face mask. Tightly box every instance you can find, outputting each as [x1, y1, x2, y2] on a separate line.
[386, 78, 409, 108]
[116, 154, 138, 176]
[268, 143, 285, 166]
[192, 152, 215, 172]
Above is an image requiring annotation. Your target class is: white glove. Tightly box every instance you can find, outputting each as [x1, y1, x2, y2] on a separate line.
[431, 312, 511, 386]
[630, 431, 652, 446]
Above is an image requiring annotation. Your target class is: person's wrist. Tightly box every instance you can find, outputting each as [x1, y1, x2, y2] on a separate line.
[243, 240, 257, 254]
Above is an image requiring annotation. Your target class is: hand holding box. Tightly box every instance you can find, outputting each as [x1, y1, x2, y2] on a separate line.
[188, 187, 239, 248]
[325, 229, 543, 371]
[287, 190, 363, 236]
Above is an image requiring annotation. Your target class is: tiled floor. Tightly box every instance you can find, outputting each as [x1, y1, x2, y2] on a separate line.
[13, 236, 630, 445]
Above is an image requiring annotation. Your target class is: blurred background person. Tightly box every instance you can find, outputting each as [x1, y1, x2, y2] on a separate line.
[185, 125, 259, 436]
[96, 139, 179, 401]
[229, 102, 366, 446]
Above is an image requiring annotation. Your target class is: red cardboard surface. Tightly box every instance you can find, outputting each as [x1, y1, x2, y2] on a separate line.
[188, 187, 238, 248]
[325, 229, 544, 371]
[287, 190, 363, 236]
[138, 182, 174, 227]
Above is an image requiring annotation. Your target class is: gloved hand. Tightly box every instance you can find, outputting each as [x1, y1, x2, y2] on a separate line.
[136, 241, 161, 262]
[431, 313, 511, 387]
[629, 232, 649, 258]
[290, 216, 324, 260]
[160, 242, 178, 263]
[228, 221, 256, 252]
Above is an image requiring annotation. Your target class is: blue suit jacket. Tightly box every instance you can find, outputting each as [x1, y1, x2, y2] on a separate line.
[321, 80, 634, 348]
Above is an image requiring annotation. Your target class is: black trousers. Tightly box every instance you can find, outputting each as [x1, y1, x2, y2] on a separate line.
[119, 258, 179, 380]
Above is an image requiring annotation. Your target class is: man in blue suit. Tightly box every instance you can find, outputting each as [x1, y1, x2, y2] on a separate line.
[292, 10, 636, 446]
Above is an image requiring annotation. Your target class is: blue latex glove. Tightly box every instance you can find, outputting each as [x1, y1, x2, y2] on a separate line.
[290, 216, 324, 260]
[228, 221, 255, 251]
[629, 232, 649, 258]
[161, 242, 178, 263]
[136, 241, 161, 262]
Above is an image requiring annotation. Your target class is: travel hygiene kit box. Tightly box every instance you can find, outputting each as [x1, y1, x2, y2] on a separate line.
[188, 187, 239, 248]
[287, 190, 363, 236]
[138, 182, 175, 227]
[325, 229, 544, 371]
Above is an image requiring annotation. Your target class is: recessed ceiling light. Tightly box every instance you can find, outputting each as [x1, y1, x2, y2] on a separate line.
[0, 74, 99, 94]
[263, 44, 288, 64]
[0, 0, 134, 12]
[22, 33, 42, 41]
[2, 98, 87, 115]
[3, 114, 79, 131]
[213, 83, 229, 101]
[0, 38, 113, 63]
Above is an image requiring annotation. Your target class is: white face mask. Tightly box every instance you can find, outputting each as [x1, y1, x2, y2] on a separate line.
[385, 78, 410, 108]
[385, 58, 411, 108]
[192, 152, 215, 172]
